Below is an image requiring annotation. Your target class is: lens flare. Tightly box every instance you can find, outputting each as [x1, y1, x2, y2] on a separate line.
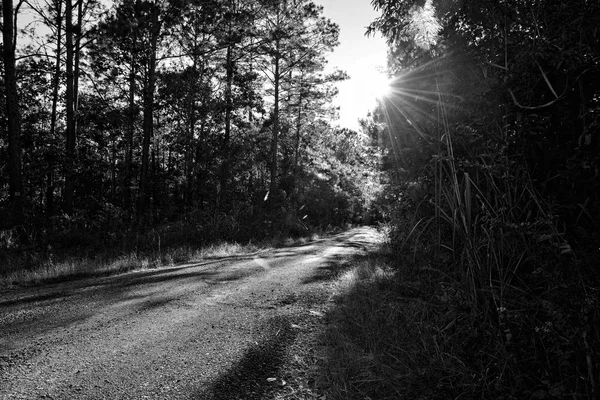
[373, 58, 464, 167]
[371, 73, 392, 100]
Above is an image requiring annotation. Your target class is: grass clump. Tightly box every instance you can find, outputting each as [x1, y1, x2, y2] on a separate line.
[316, 219, 599, 399]
[318, 253, 476, 399]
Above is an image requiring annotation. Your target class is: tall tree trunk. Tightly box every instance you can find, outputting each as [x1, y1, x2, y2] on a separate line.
[139, 67, 153, 219]
[247, 35, 254, 123]
[124, 44, 136, 210]
[73, 0, 83, 128]
[221, 0, 237, 197]
[47, 0, 62, 219]
[63, 0, 76, 215]
[269, 37, 281, 197]
[221, 41, 233, 199]
[195, 118, 206, 209]
[2, 0, 24, 228]
[293, 73, 304, 198]
[111, 135, 116, 200]
[185, 54, 198, 206]
[138, 5, 159, 220]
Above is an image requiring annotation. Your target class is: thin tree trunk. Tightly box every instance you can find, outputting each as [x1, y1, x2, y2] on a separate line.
[217, 0, 236, 205]
[64, 0, 76, 215]
[73, 0, 83, 129]
[195, 118, 206, 209]
[269, 37, 281, 197]
[247, 34, 254, 123]
[111, 135, 116, 200]
[185, 55, 198, 206]
[221, 41, 233, 199]
[138, 5, 159, 220]
[46, 157, 54, 219]
[139, 67, 153, 218]
[47, 0, 62, 219]
[124, 45, 136, 210]
[150, 136, 157, 221]
[224, 44, 233, 144]
[293, 74, 304, 198]
[2, 0, 24, 227]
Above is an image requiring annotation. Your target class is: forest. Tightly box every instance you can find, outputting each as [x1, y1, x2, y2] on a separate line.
[337, 0, 600, 398]
[2, 0, 600, 398]
[1, 0, 382, 273]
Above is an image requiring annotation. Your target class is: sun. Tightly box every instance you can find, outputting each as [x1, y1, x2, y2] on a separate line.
[332, 62, 393, 128]
[371, 72, 393, 100]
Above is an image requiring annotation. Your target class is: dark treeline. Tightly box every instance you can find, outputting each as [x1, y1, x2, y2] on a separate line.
[0, 0, 380, 258]
[363, 0, 600, 398]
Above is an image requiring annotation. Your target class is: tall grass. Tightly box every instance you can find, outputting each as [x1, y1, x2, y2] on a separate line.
[416, 100, 594, 396]
[318, 163, 595, 398]
[0, 206, 328, 287]
[319, 251, 480, 399]
[0, 239, 265, 287]
[320, 86, 598, 398]
[428, 90, 570, 320]
[0, 228, 325, 287]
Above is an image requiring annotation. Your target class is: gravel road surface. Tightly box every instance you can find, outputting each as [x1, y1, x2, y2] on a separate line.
[0, 227, 380, 399]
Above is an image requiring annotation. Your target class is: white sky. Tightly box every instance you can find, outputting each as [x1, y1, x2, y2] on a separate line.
[317, 0, 388, 131]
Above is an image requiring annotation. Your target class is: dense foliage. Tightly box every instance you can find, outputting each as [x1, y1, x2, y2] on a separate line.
[367, 0, 600, 398]
[0, 0, 379, 264]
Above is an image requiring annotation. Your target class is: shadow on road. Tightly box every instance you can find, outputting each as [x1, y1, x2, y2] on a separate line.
[0, 291, 74, 308]
[301, 253, 369, 285]
[0, 230, 364, 309]
[200, 315, 298, 400]
[0, 256, 267, 309]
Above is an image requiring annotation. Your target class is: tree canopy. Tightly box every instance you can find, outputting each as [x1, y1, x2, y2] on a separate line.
[367, 0, 600, 398]
[0, 0, 381, 249]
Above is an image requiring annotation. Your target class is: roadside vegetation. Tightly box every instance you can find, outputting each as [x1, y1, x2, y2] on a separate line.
[0, 217, 332, 287]
[315, 1, 600, 399]
[1, 232, 261, 287]
[1, 1, 383, 287]
[2, 0, 599, 398]
[317, 222, 597, 399]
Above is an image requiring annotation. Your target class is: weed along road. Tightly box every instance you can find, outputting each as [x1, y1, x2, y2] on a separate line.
[0, 227, 380, 400]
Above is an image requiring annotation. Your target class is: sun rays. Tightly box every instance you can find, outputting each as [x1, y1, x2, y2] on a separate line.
[374, 60, 464, 153]
[371, 72, 393, 100]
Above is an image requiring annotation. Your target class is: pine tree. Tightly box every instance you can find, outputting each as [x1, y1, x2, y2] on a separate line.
[2, 0, 24, 228]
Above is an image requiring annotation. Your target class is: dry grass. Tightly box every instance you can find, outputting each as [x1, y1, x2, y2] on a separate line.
[0, 211, 328, 287]
[0, 236, 305, 287]
[0, 254, 148, 285]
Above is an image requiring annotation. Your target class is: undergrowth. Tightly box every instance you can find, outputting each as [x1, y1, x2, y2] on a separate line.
[317, 225, 600, 400]
[321, 57, 600, 398]
[0, 221, 323, 287]
[319, 250, 476, 399]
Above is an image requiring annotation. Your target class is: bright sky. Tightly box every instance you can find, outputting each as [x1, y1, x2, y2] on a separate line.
[317, 0, 388, 131]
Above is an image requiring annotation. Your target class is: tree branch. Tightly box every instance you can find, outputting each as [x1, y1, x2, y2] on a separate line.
[13, 0, 26, 50]
[508, 89, 563, 110]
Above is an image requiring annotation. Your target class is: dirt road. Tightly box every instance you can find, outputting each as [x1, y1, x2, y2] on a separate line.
[0, 227, 380, 399]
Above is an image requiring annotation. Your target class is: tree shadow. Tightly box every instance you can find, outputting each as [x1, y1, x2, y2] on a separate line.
[301, 253, 368, 285]
[0, 291, 73, 308]
[200, 315, 298, 400]
[0, 258, 262, 308]
[0, 263, 263, 346]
